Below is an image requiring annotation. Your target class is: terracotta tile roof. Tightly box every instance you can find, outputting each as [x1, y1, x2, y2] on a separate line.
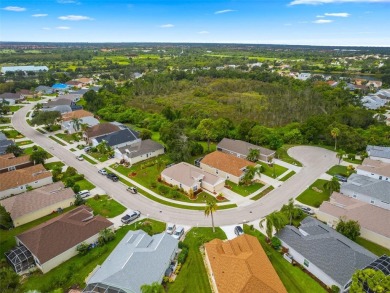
[318, 192, 390, 238]
[0, 182, 74, 219]
[18, 89, 34, 95]
[0, 154, 30, 170]
[201, 151, 256, 177]
[205, 234, 287, 293]
[66, 80, 82, 86]
[76, 77, 93, 83]
[85, 123, 120, 139]
[0, 164, 52, 191]
[357, 158, 390, 178]
[62, 109, 94, 121]
[17, 205, 113, 263]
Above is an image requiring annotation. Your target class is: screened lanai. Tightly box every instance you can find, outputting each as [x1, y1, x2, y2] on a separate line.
[5, 244, 35, 273]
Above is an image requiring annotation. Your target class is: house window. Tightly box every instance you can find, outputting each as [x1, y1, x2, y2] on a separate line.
[304, 259, 309, 267]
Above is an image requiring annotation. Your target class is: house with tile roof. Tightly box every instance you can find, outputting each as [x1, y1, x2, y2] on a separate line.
[356, 158, 390, 181]
[84, 123, 120, 144]
[161, 162, 225, 194]
[340, 173, 390, 210]
[76, 77, 94, 85]
[115, 139, 165, 165]
[217, 138, 275, 163]
[200, 151, 257, 184]
[366, 145, 390, 163]
[0, 153, 32, 174]
[65, 80, 83, 88]
[84, 230, 178, 293]
[318, 192, 390, 248]
[0, 164, 53, 199]
[13, 205, 113, 273]
[204, 234, 287, 293]
[61, 110, 99, 134]
[276, 217, 377, 292]
[0, 182, 74, 227]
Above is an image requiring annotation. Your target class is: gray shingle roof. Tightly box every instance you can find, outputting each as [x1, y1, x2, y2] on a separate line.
[276, 217, 376, 287]
[217, 138, 275, 157]
[94, 128, 139, 147]
[41, 105, 72, 114]
[341, 173, 390, 202]
[86, 230, 178, 293]
[0, 139, 15, 155]
[117, 139, 164, 158]
[367, 145, 390, 160]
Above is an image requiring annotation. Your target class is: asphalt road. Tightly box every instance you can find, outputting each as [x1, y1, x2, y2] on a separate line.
[12, 103, 338, 227]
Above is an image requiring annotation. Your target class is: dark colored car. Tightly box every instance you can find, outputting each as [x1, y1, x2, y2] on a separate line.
[334, 174, 348, 182]
[234, 226, 244, 236]
[299, 206, 315, 215]
[106, 173, 119, 182]
[121, 210, 141, 224]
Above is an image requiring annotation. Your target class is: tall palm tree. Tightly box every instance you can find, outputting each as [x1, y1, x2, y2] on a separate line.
[204, 201, 218, 233]
[241, 165, 263, 185]
[324, 178, 341, 196]
[331, 127, 340, 150]
[97, 140, 110, 155]
[247, 148, 260, 162]
[71, 117, 82, 132]
[260, 211, 287, 239]
[336, 150, 346, 164]
[282, 198, 301, 225]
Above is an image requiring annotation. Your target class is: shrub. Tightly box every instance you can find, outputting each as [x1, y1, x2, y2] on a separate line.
[72, 184, 80, 193]
[271, 237, 281, 250]
[93, 194, 101, 200]
[178, 247, 189, 264]
[77, 242, 89, 255]
[64, 177, 75, 188]
[331, 285, 340, 293]
[74, 194, 85, 206]
[150, 181, 157, 188]
[178, 241, 189, 249]
[171, 190, 181, 199]
[348, 153, 355, 160]
[158, 185, 170, 195]
[32, 145, 38, 151]
[64, 166, 77, 177]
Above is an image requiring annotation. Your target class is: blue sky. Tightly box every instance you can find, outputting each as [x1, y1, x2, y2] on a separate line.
[1, 0, 389, 46]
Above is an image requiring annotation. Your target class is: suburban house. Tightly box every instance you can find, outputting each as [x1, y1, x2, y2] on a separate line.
[76, 77, 94, 86]
[10, 206, 113, 273]
[340, 173, 390, 210]
[161, 162, 225, 194]
[0, 164, 53, 199]
[1, 65, 48, 74]
[366, 145, 390, 163]
[84, 123, 121, 144]
[0, 182, 74, 227]
[18, 89, 35, 99]
[0, 92, 23, 105]
[0, 132, 15, 155]
[92, 127, 140, 149]
[356, 158, 390, 181]
[61, 109, 99, 134]
[361, 95, 387, 110]
[35, 85, 55, 95]
[317, 192, 390, 248]
[204, 234, 287, 293]
[0, 153, 32, 173]
[200, 151, 257, 184]
[276, 217, 377, 292]
[115, 139, 165, 165]
[84, 230, 178, 293]
[297, 73, 311, 80]
[65, 80, 83, 88]
[217, 138, 275, 163]
[57, 93, 82, 103]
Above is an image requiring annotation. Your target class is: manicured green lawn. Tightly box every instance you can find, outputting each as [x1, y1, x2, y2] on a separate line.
[355, 237, 390, 256]
[44, 161, 65, 170]
[21, 219, 166, 292]
[225, 180, 264, 196]
[55, 132, 82, 144]
[296, 179, 331, 208]
[243, 225, 327, 293]
[279, 171, 296, 181]
[75, 179, 96, 190]
[70, 148, 77, 151]
[81, 154, 98, 164]
[10, 105, 23, 112]
[49, 135, 67, 146]
[89, 151, 109, 162]
[27, 97, 43, 102]
[167, 227, 227, 293]
[86, 195, 126, 218]
[3, 129, 24, 139]
[251, 186, 274, 200]
[343, 157, 363, 164]
[23, 146, 53, 158]
[16, 140, 33, 146]
[259, 162, 288, 178]
[326, 165, 349, 177]
[277, 145, 303, 167]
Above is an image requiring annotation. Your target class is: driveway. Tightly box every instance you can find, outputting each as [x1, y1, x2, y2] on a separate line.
[12, 104, 338, 227]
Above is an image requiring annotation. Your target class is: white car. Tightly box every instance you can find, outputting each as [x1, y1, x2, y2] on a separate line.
[76, 190, 91, 198]
[172, 226, 184, 239]
[166, 223, 176, 235]
[76, 155, 84, 161]
[98, 169, 108, 175]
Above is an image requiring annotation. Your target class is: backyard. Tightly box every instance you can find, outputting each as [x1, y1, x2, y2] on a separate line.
[225, 180, 264, 197]
[355, 237, 390, 257]
[296, 179, 331, 208]
[166, 227, 227, 293]
[85, 195, 126, 218]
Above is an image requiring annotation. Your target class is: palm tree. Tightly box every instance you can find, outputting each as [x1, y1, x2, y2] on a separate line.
[336, 150, 346, 164]
[247, 148, 260, 162]
[324, 178, 341, 195]
[260, 211, 287, 239]
[97, 140, 110, 155]
[282, 198, 300, 225]
[140, 282, 165, 293]
[331, 127, 340, 150]
[71, 117, 82, 132]
[99, 228, 115, 243]
[204, 201, 218, 233]
[241, 165, 263, 185]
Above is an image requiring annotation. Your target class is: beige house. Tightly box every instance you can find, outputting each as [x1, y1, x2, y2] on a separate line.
[0, 182, 74, 227]
[200, 151, 257, 184]
[0, 153, 33, 174]
[317, 192, 390, 248]
[161, 162, 225, 194]
[356, 158, 390, 181]
[16, 206, 113, 273]
[0, 164, 53, 199]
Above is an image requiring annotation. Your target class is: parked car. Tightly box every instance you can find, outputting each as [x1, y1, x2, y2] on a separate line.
[106, 173, 119, 182]
[234, 226, 244, 236]
[172, 226, 184, 239]
[121, 210, 141, 224]
[98, 169, 108, 175]
[126, 186, 137, 194]
[84, 146, 92, 152]
[76, 190, 91, 198]
[166, 223, 176, 235]
[296, 205, 315, 215]
[76, 155, 84, 161]
[334, 174, 348, 182]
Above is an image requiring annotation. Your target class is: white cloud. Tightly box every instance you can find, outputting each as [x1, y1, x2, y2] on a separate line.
[32, 14, 48, 17]
[2, 6, 26, 12]
[198, 31, 210, 34]
[215, 9, 235, 14]
[324, 12, 350, 17]
[290, 0, 390, 5]
[313, 19, 333, 23]
[316, 15, 325, 17]
[160, 24, 174, 28]
[56, 26, 71, 30]
[58, 15, 93, 21]
[42, 27, 51, 30]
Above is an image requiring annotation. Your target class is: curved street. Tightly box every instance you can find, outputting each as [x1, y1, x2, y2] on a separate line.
[12, 103, 338, 227]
